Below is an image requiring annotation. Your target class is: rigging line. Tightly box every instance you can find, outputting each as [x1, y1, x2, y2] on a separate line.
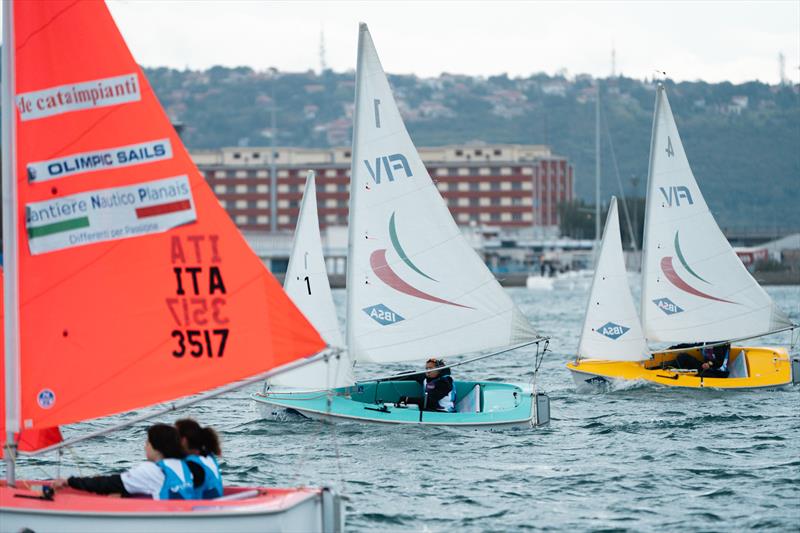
[355, 302, 535, 351]
[327, 388, 347, 496]
[15, 0, 80, 51]
[354, 273, 530, 348]
[647, 298, 790, 332]
[357, 338, 547, 384]
[44, 107, 118, 160]
[601, 104, 638, 251]
[646, 325, 798, 355]
[20, 347, 340, 457]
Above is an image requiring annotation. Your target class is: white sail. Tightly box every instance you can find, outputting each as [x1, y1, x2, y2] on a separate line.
[579, 197, 648, 361]
[345, 24, 539, 364]
[271, 171, 353, 389]
[640, 84, 791, 343]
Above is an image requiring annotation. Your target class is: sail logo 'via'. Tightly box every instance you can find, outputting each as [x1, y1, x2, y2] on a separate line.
[653, 297, 683, 315]
[369, 212, 472, 309]
[596, 322, 629, 340]
[363, 304, 404, 326]
[363, 154, 412, 184]
[659, 186, 693, 207]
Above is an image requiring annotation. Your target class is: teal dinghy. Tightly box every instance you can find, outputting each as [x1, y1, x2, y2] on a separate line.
[254, 380, 549, 429]
[252, 24, 550, 429]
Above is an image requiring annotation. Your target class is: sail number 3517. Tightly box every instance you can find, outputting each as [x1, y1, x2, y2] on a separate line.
[172, 328, 229, 358]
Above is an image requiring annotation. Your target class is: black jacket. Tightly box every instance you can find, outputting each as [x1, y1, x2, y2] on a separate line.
[66, 461, 206, 496]
[398, 368, 454, 410]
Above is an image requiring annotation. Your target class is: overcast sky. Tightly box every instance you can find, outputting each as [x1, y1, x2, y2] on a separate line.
[5, 1, 800, 84]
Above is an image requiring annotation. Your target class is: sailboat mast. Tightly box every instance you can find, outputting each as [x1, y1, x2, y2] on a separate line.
[2, 0, 20, 486]
[345, 23, 367, 356]
[639, 83, 662, 333]
[595, 80, 601, 243]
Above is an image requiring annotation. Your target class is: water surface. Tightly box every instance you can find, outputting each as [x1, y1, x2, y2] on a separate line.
[9, 285, 800, 532]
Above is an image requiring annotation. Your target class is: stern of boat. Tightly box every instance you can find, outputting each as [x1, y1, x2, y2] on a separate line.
[532, 392, 551, 427]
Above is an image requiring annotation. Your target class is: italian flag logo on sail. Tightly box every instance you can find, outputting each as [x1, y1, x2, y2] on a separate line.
[26, 176, 196, 255]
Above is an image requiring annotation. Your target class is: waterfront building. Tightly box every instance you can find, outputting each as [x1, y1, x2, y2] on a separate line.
[191, 143, 574, 233]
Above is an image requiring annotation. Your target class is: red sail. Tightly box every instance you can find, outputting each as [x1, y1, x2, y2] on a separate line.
[1, 269, 64, 455]
[3, 0, 325, 435]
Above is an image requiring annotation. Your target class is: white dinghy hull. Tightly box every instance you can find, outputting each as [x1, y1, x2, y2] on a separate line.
[0, 484, 343, 533]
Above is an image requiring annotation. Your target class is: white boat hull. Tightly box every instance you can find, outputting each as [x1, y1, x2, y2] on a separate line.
[525, 275, 554, 290]
[0, 484, 343, 533]
[280, 404, 535, 430]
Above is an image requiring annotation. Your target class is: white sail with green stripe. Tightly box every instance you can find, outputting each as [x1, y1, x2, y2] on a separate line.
[345, 24, 539, 365]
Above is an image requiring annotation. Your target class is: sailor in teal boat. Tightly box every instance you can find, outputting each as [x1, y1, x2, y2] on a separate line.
[51, 423, 196, 499]
[398, 358, 456, 412]
[176, 418, 224, 499]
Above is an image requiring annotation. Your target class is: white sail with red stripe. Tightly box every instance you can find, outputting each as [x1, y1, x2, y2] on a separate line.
[345, 24, 540, 364]
[640, 85, 790, 343]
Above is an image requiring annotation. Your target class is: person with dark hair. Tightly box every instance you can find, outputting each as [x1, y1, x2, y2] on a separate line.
[397, 358, 456, 412]
[51, 423, 195, 500]
[673, 342, 731, 378]
[175, 418, 224, 499]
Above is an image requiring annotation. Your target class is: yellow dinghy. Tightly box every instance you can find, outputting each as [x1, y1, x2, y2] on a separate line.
[566, 87, 798, 391]
[568, 346, 798, 390]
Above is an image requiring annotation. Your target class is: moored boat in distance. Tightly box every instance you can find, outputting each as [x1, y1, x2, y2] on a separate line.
[567, 85, 798, 391]
[1, 1, 342, 530]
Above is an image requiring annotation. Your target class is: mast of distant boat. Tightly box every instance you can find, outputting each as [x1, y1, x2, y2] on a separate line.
[595, 80, 601, 247]
[2, 0, 20, 486]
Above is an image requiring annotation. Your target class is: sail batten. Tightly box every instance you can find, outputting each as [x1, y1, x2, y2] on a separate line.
[1, 0, 326, 440]
[640, 85, 791, 344]
[346, 24, 539, 365]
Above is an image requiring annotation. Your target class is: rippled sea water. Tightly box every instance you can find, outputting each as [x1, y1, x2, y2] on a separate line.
[8, 285, 800, 532]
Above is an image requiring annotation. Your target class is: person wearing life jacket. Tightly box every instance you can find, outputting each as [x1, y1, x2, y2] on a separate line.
[175, 418, 224, 499]
[51, 423, 196, 499]
[398, 358, 456, 412]
[673, 342, 731, 378]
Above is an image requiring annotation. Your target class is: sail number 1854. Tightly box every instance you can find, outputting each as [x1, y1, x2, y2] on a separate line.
[172, 329, 229, 358]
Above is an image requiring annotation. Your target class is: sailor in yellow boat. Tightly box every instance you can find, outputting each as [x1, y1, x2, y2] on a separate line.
[566, 83, 799, 391]
[52, 424, 196, 499]
[673, 343, 730, 378]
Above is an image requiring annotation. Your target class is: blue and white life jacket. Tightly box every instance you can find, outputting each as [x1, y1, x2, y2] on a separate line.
[423, 375, 456, 412]
[156, 458, 195, 500]
[186, 453, 224, 499]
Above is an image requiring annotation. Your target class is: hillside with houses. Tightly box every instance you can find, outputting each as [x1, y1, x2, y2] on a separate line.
[121, 66, 800, 229]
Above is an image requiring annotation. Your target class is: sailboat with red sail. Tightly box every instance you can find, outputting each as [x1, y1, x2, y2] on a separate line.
[0, 1, 342, 530]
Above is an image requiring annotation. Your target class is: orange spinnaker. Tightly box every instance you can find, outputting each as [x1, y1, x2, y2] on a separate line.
[2, 0, 325, 437]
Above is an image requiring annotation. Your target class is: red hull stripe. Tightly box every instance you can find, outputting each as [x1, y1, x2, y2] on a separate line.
[135, 200, 192, 219]
[370, 249, 472, 309]
[661, 256, 735, 304]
